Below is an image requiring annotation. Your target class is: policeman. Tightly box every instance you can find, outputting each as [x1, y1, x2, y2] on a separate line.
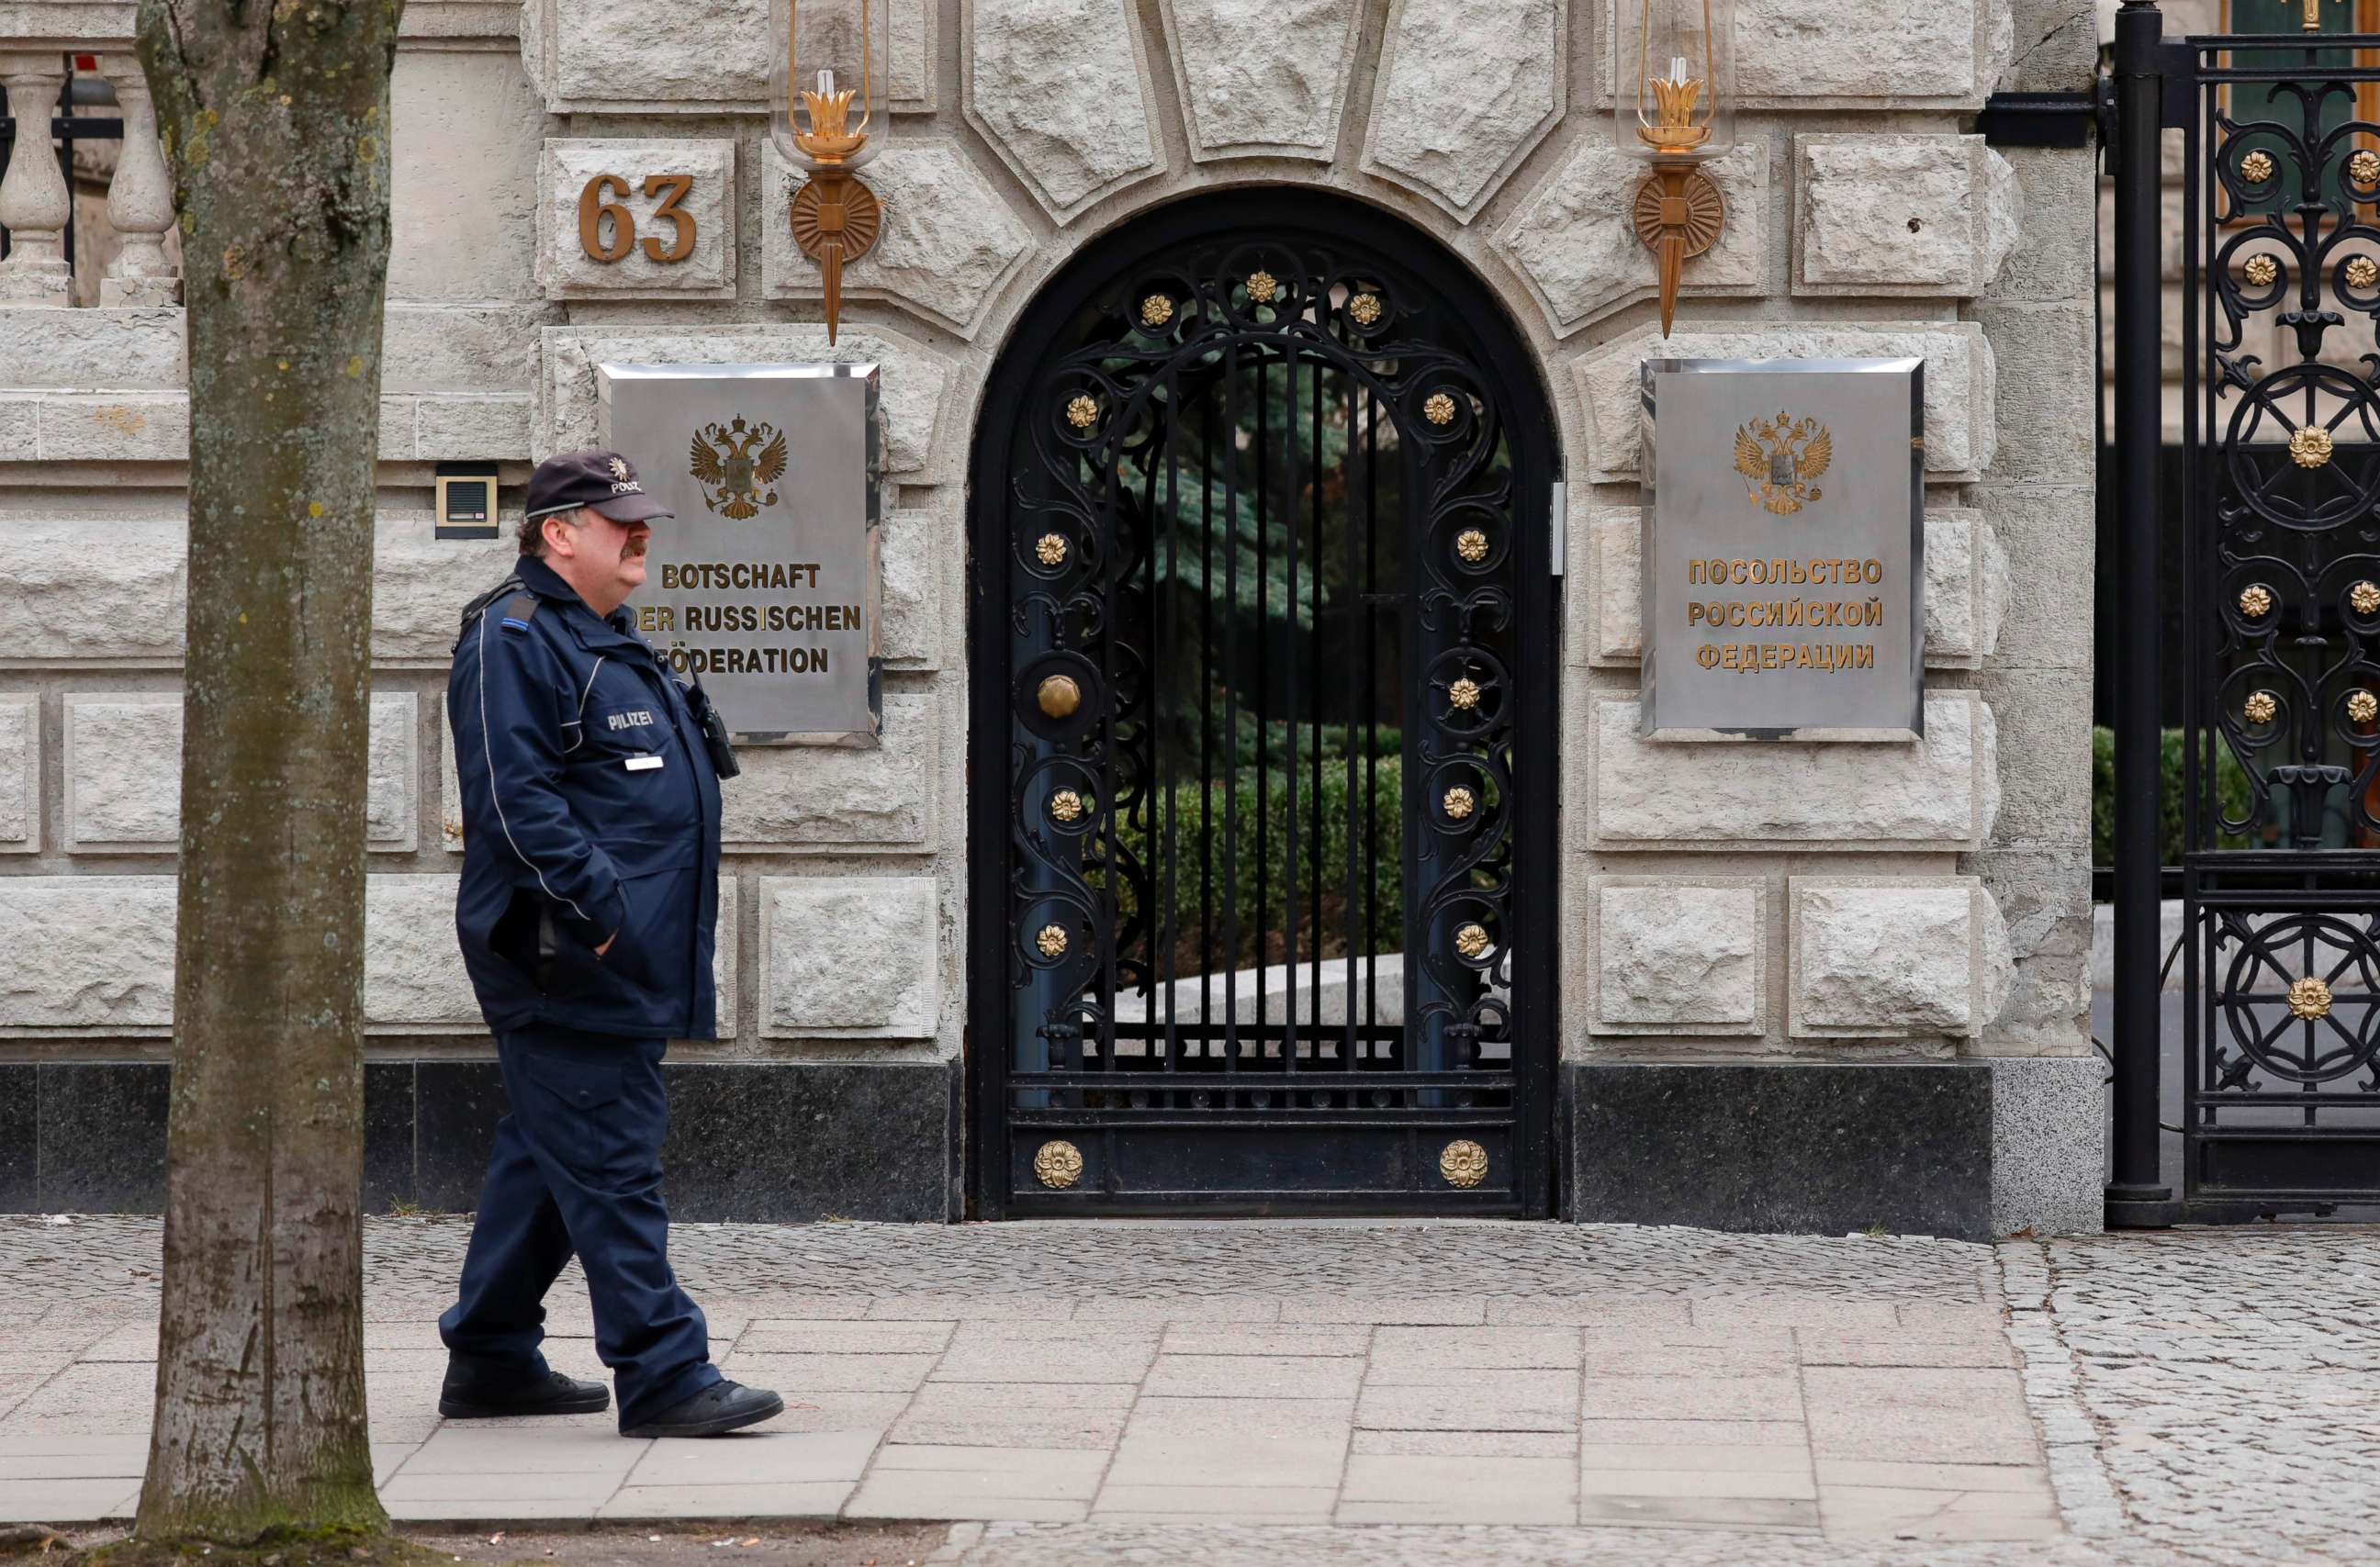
[436, 449, 782, 1438]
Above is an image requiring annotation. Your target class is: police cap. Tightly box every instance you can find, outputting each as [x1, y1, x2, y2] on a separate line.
[525, 449, 674, 525]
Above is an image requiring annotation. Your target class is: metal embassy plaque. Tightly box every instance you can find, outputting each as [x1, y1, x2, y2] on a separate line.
[1639, 357, 1925, 742]
[596, 363, 882, 746]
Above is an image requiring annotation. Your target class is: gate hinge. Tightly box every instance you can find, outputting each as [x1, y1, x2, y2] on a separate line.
[1549, 480, 1566, 578]
[1975, 89, 2100, 149]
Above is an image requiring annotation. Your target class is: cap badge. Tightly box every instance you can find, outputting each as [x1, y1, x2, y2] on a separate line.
[689, 414, 787, 521]
[607, 455, 630, 480]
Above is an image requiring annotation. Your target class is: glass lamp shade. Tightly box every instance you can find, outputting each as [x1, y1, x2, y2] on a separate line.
[1615, 0, 1734, 161]
[769, 0, 891, 172]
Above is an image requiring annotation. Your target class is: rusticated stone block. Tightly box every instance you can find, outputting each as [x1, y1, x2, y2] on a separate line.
[64, 691, 418, 853]
[543, 322, 952, 479]
[1360, 0, 1563, 220]
[0, 693, 36, 852]
[381, 303, 556, 394]
[531, 0, 933, 112]
[1591, 509, 2005, 668]
[719, 692, 938, 850]
[760, 875, 940, 1037]
[38, 392, 187, 462]
[539, 140, 736, 300]
[1789, 876, 2013, 1039]
[0, 519, 185, 663]
[1160, 0, 1364, 162]
[759, 141, 1030, 338]
[0, 306, 183, 387]
[364, 872, 739, 1035]
[1584, 691, 1999, 852]
[881, 508, 949, 669]
[1576, 322, 1996, 483]
[962, 0, 1162, 219]
[0, 876, 176, 1032]
[1796, 135, 2019, 297]
[374, 521, 520, 666]
[1496, 142, 1765, 335]
[413, 395, 533, 462]
[1600, 0, 2006, 109]
[1589, 878, 1765, 1036]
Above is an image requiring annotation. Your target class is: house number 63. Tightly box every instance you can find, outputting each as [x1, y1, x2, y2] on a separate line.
[578, 173, 698, 263]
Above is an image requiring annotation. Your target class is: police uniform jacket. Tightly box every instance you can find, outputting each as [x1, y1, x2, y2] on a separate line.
[448, 554, 724, 1040]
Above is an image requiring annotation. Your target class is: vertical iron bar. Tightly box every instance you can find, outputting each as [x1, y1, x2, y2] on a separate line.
[1285, 334, 1304, 1074]
[1200, 360, 1215, 1067]
[1310, 344, 1325, 1049]
[1223, 334, 1243, 1077]
[1163, 365, 1182, 1077]
[1344, 365, 1362, 1069]
[1256, 348, 1272, 1066]
[1365, 388, 1380, 1054]
[2109, 0, 2179, 1226]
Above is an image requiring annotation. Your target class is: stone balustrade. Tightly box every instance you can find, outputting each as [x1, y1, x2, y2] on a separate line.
[0, 50, 179, 307]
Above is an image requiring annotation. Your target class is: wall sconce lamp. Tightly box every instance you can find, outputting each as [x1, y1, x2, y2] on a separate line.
[772, 0, 888, 343]
[1618, 0, 1735, 337]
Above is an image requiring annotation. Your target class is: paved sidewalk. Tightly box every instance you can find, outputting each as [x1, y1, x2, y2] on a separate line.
[1, 1216, 2374, 1565]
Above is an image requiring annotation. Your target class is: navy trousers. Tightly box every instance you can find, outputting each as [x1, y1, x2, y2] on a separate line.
[439, 1026, 720, 1428]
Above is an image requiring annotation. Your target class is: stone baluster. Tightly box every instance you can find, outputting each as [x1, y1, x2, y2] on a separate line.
[96, 55, 180, 307]
[0, 54, 72, 304]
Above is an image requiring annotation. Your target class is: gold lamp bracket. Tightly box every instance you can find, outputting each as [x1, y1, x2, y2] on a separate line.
[790, 169, 882, 345]
[1632, 162, 1725, 338]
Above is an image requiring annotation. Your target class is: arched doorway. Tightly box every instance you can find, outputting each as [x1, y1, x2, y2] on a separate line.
[966, 190, 1559, 1216]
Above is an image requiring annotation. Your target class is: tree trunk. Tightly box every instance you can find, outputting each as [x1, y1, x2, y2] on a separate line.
[136, 0, 404, 1539]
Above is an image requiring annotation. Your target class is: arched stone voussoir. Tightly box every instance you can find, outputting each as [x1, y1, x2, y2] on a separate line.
[1357, 0, 1566, 224]
[961, 0, 1168, 223]
[1158, 0, 1367, 164]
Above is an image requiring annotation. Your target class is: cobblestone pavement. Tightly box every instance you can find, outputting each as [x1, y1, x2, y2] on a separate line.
[0, 1216, 2373, 1566]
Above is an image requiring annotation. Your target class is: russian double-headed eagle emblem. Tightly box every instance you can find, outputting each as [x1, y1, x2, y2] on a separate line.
[689, 415, 788, 520]
[1733, 410, 1831, 516]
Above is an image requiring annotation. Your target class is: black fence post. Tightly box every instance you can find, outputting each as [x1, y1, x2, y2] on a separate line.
[2107, 0, 2179, 1228]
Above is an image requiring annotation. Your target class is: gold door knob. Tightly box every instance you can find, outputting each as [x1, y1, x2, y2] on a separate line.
[1038, 675, 1082, 718]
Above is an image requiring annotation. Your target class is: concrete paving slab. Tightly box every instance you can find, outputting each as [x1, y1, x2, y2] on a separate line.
[1351, 1428, 1574, 1458]
[1123, 1395, 1355, 1439]
[1577, 1371, 1803, 1423]
[595, 1481, 851, 1520]
[1577, 1467, 1816, 1500]
[1690, 1299, 1903, 1332]
[869, 1296, 1065, 1322]
[1486, 1296, 1694, 1326]
[929, 1330, 1158, 1385]
[1575, 1418, 1810, 1449]
[1090, 1483, 1338, 1521]
[1275, 1295, 1485, 1325]
[1092, 1298, 1284, 1324]
[1369, 1326, 1582, 1369]
[716, 1350, 938, 1393]
[1157, 1325, 1370, 1357]
[873, 1444, 1108, 1493]
[1337, 1454, 1575, 1525]
[1794, 1331, 2017, 1367]
[844, 1470, 1090, 1523]
[892, 1382, 1136, 1449]
[737, 1322, 957, 1355]
[747, 1390, 909, 1436]
[380, 1470, 626, 1504]
[0, 1479, 138, 1523]
[78, 1323, 159, 1361]
[1818, 1483, 2064, 1540]
[1577, 1342, 1799, 1379]
[1580, 1441, 1810, 1473]
[1813, 1458, 2056, 1492]
[1802, 1366, 2043, 1465]
[625, 1428, 880, 1486]
[1141, 1354, 1364, 1400]
[399, 1427, 648, 1474]
[1356, 1378, 1577, 1433]
[1104, 1431, 1347, 1491]
[0, 1360, 158, 1432]
[1576, 1494, 1823, 1533]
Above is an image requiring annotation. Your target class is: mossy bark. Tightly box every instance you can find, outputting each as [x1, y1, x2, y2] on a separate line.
[134, 0, 404, 1540]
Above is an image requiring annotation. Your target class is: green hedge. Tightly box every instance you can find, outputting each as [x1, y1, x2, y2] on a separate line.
[1106, 760, 1408, 968]
[2089, 725, 2255, 867]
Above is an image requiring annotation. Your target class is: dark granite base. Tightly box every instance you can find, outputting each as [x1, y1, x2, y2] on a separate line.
[0, 1058, 960, 1222]
[1564, 1061, 1994, 1242]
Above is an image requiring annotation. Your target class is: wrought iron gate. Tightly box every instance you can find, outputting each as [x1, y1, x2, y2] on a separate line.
[965, 192, 1558, 1216]
[2110, 1, 2380, 1223]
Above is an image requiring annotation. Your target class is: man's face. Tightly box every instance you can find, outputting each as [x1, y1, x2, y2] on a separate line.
[545, 507, 653, 614]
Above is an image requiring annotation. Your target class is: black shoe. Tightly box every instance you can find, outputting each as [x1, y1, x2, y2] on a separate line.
[439, 1367, 611, 1419]
[620, 1380, 785, 1438]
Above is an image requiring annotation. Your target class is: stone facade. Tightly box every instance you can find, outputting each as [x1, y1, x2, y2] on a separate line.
[0, 0, 2101, 1233]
